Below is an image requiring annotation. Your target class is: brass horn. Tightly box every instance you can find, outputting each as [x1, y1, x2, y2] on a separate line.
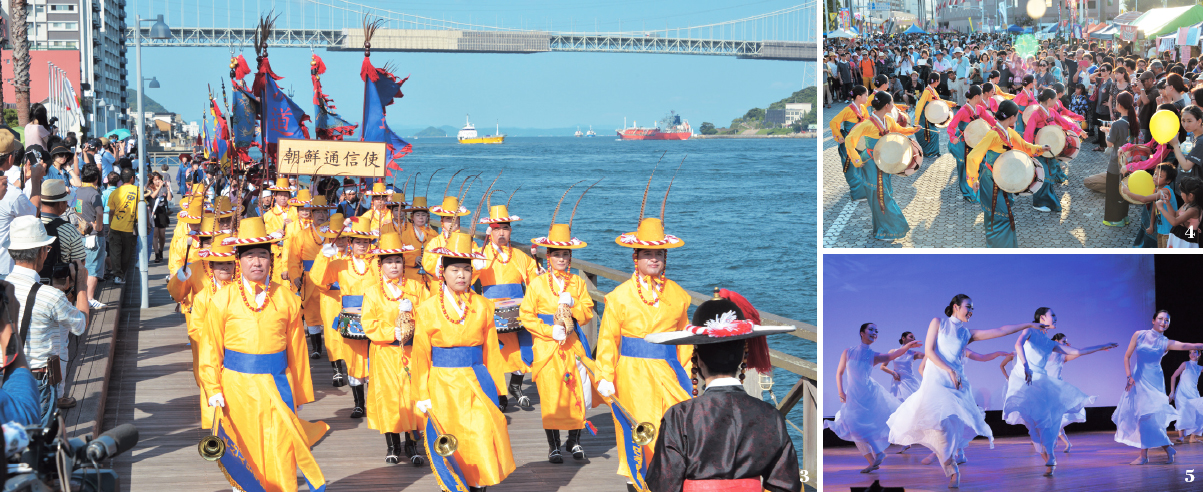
[198, 434, 225, 461]
[633, 422, 657, 446]
[434, 433, 459, 457]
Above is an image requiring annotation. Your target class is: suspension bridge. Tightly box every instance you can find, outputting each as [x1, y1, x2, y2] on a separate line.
[126, 0, 817, 62]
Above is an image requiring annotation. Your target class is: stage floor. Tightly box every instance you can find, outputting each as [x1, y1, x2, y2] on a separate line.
[824, 431, 1203, 491]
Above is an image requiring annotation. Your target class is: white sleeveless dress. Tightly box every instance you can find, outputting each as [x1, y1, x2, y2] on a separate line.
[1112, 330, 1178, 448]
[1045, 351, 1092, 430]
[1003, 330, 1094, 454]
[887, 316, 994, 475]
[1174, 362, 1203, 436]
[826, 343, 902, 455]
[890, 350, 922, 401]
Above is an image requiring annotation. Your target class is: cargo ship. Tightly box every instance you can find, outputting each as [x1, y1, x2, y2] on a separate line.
[616, 111, 693, 140]
[457, 115, 505, 144]
[586, 125, 596, 137]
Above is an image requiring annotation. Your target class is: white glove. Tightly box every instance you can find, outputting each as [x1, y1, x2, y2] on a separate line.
[416, 399, 432, 414]
[395, 326, 405, 342]
[176, 266, 191, 282]
[558, 291, 574, 307]
[208, 393, 225, 408]
[321, 243, 338, 257]
[597, 379, 615, 398]
[398, 298, 414, 312]
[472, 259, 487, 270]
[552, 325, 567, 342]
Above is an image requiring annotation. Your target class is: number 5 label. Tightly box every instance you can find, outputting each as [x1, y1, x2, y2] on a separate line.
[1188, 469, 1196, 482]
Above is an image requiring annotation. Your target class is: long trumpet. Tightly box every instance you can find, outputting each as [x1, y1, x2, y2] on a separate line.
[199, 434, 225, 461]
[433, 432, 458, 457]
[577, 356, 657, 445]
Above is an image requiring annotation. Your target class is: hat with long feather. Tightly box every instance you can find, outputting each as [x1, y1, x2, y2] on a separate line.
[615, 156, 685, 249]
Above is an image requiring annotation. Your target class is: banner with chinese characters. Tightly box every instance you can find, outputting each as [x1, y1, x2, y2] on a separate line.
[1120, 25, 1138, 42]
[276, 138, 388, 177]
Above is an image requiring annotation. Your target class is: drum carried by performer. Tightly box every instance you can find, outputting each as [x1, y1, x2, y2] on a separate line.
[915, 74, 954, 158]
[1021, 89, 1081, 213]
[948, 86, 998, 203]
[845, 91, 922, 242]
[966, 100, 1053, 248]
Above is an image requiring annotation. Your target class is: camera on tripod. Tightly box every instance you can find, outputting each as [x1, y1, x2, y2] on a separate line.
[3, 421, 138, 492]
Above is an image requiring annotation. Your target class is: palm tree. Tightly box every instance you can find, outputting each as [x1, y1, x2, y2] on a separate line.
[10, 0, 30, 125]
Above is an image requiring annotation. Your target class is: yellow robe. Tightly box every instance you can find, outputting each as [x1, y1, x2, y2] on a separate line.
[359, 207, 394, 233]
[199, 279, 328, 492]
[518, 271, 602, 430]
[966, 126, 1046, 189]
[476, 243, 540, 373]
[829, 103, 869, 141]
[285, 219, 326, 326]
[167, 228, 200, 275]
[262, 205, 295, 286]
[595, 275, 693, 479]
[361, 276, 429, 434]
[167, 262, 227, 428]
[401, 222, 437, 286]
[189, 281, 230, 429]
[310, 251, 377, 379]
[419, 229, 456, 279]
[312, 251, 350, 366]
[412, 289, 515, 487]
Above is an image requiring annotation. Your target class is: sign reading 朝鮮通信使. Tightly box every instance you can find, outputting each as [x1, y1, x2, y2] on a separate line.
[276, 138, 388, 177]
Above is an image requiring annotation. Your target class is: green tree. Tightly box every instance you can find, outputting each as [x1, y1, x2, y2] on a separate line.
[699, 122, 717, 135]
[743, 108, 766, 121]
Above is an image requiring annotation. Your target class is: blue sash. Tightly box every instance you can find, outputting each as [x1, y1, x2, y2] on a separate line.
[341, 295, 363, 309]
[223, 349, 295, 413]
[620, 336, 691, 396]
[431, 346, 501, 410]
[388, 339, 414, 347]
[483, 283, 533, 365]
[302, 260, 315, 272]
[538, 313, 591, 357]
[215, 417, 269, 492]
[329, 282, 340, 291]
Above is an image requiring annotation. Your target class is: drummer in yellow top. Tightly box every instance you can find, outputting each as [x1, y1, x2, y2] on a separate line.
[412, 231, 515, 491]
[520, 188, 601, 464]
[359, 231, 429, 466]
[199, 218, 328, 492]
[176, 232, 238, 429]
[966, 99, 1051, 248]
[262, 177, 298, 285]
[311, 213, 352, 387]
[310, 216, 379, 419]
[594, 182, 694, 483]
[167, 197, 205, 275]
[477, 201, 541, 410]
[402, 195, 437, 285]
[422, 194, 472, 278]
[845, 91, 921, 242]
[360, 182, 394, 232]
[830, 86, 872, 202]
[914, 73, 954, 157]
[284, 190, 336, 358]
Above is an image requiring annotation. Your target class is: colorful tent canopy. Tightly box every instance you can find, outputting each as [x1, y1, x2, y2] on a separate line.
[1114, 11, 1144, 25]
[903, 25, 927, 34]
[1129, 6, 1203, 38]
[1089, 23, 1120, 40]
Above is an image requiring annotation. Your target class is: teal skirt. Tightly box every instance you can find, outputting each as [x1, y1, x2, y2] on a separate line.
[1030, 156, 1062, 212]
[950, 121, 977, 203]
[861, 137, 911, 241]
[977, 151, 1019, 248]
[838, 121, 870, 201]
[917, 110, 940, 156]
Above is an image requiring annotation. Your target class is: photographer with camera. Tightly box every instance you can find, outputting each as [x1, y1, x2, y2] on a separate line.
[7, 215, 86, 423]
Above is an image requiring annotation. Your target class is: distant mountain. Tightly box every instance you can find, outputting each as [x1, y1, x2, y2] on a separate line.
[415, 126, 447, 137]
[393, 125, 612, 138]
[128, 90, 169, 113]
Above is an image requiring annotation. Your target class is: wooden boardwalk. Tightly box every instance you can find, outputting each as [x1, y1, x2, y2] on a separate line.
[105, 256, 638, 491]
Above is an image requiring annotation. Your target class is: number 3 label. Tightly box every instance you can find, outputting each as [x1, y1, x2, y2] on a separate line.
[800, 470, 809, 483]
[1188, 469, 1196, 482]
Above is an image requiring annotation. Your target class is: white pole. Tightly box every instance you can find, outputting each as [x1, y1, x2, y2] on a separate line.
[135, 9, 148, 309]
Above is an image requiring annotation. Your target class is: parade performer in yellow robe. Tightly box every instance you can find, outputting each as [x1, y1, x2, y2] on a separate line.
[412, 231, 515, 491]
[360, 231, 429, 466]
[423, 194, 472, 278]
[359, 182, 394, 232]
[262, 178, 298, 285]
[172, 233, 237, 429]
[285, 190, 335, 358]
[310, 214, 351, 387]
[311, 216, 378, 418]
[596, 206, 693, 482]
[167, 216, 219, 386]
[402, 195, 437, 286]
[199, 217, 328, 492]
[477, 202, 540, 410]
[167, 197, 205, 275]
[170, 183, 205, 251]
[521, 206, 602, 463]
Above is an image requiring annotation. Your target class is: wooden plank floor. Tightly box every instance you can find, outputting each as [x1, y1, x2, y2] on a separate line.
[105, 256, 636, 491]
[824, 431, 1203, 491]
[62, 274, 125, 439]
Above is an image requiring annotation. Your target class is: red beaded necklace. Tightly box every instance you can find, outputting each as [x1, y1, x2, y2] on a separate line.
[547, 269, 571, 294]
[439, 284, 469, 325]
[350, 254, 369, 276]
[239, 278, 273, 313]
[634, 272, 666, 307]
[488, 242, 512, 267]
[381, 275, 406, 302]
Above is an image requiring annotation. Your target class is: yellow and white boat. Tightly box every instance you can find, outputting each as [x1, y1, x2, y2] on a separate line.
[457, 115, 505, 144]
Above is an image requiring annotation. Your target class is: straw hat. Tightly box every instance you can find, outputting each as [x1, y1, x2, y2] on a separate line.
[365, 182, 392, 197]
[40, 179, 69, 203]
[428, 231, 485, 260]
[616, 218, 683, 249]
[429, 196, 470, 217]
[211, 196, 242, 218]
[387, 192, 408, 207]
[8, 216, 56, 250]
[177, 197, 205, 224]
[317, 213, 346, 238]
[409, 196, 429, 211]
[342, 216, 378, 239]
[220, 217, 284, 247]
[199, 234, 237, 262]
[266, 177, 294, 192]
[479, 205, 521, 224]
[184, 183, 205, 196]
[531, 224, 586, 250]
[195, 216, 221, 237]
[369, 231, 415, 256]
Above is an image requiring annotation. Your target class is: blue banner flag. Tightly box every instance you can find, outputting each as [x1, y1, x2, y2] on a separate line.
[360, 58, 412, 176]
[610, 398, 652, 492]
[262, 76, 309, 144]
[231, 88, 258, 148]
[215, 416, 268, 492]
[424, 415, 470, 492]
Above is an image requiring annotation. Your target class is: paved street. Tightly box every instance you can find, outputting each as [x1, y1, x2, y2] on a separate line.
[822, 104, 1144, 248]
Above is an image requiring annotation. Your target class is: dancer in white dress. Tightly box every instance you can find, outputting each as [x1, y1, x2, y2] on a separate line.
[916, 348, 1008, 466]
[1003, 307, 1117, 477]
[829, 323, 923, 473]
[886, 294, 1044, 488]
[1169, 350, 1203, 443]
[881, 331, 925, 401]
[1046, 333, 1111, 453]
[1113, 309, 1203, 465]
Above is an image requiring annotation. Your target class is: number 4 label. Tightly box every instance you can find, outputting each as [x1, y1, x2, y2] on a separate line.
[1188, 469, 1196, 482]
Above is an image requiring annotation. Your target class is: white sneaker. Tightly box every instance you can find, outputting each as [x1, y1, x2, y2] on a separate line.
[1033, 205, 1051, 212]
[88, 299, 105, 309]
[114, 277, 125, 285]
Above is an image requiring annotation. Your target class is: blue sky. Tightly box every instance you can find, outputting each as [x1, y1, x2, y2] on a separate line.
[130, 0, 812, 130]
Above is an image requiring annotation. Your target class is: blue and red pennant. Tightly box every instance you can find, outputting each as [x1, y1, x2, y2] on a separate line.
[424, 414, 470, 492]
[360, 57, 411, 177]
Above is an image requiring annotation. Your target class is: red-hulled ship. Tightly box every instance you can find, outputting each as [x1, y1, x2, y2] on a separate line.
[616, 111, 693, 140]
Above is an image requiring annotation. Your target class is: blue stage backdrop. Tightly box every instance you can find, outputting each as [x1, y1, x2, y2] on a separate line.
[823, 254, 1156, 417]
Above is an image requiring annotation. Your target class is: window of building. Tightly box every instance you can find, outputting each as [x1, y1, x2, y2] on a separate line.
[1088, 0, 1096, 8]
[34, 5, 44, 13]
[49, 4, 76, 11]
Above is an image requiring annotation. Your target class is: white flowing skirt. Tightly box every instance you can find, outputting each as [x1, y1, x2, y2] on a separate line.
[887, 367, 993, 475]
[826, 378, 901, 455]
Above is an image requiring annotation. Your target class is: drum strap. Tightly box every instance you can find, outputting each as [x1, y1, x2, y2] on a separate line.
[990, 183, 1017, 232]
[878, 169, 886, 213]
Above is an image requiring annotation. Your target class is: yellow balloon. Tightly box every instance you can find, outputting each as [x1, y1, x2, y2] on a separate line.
[1151, 110, 1181, 145]
[1129, 170, 1156, 197]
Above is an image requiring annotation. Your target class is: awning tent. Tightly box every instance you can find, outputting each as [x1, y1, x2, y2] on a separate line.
[1008, 24, 1024, 33]
[1129, 5, 1203, 38]
[1090, 23, 1120, 39]
[827, 29, 858, 38]
[1114, 11, 1143, 25]
[904, 25, 927, 34]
